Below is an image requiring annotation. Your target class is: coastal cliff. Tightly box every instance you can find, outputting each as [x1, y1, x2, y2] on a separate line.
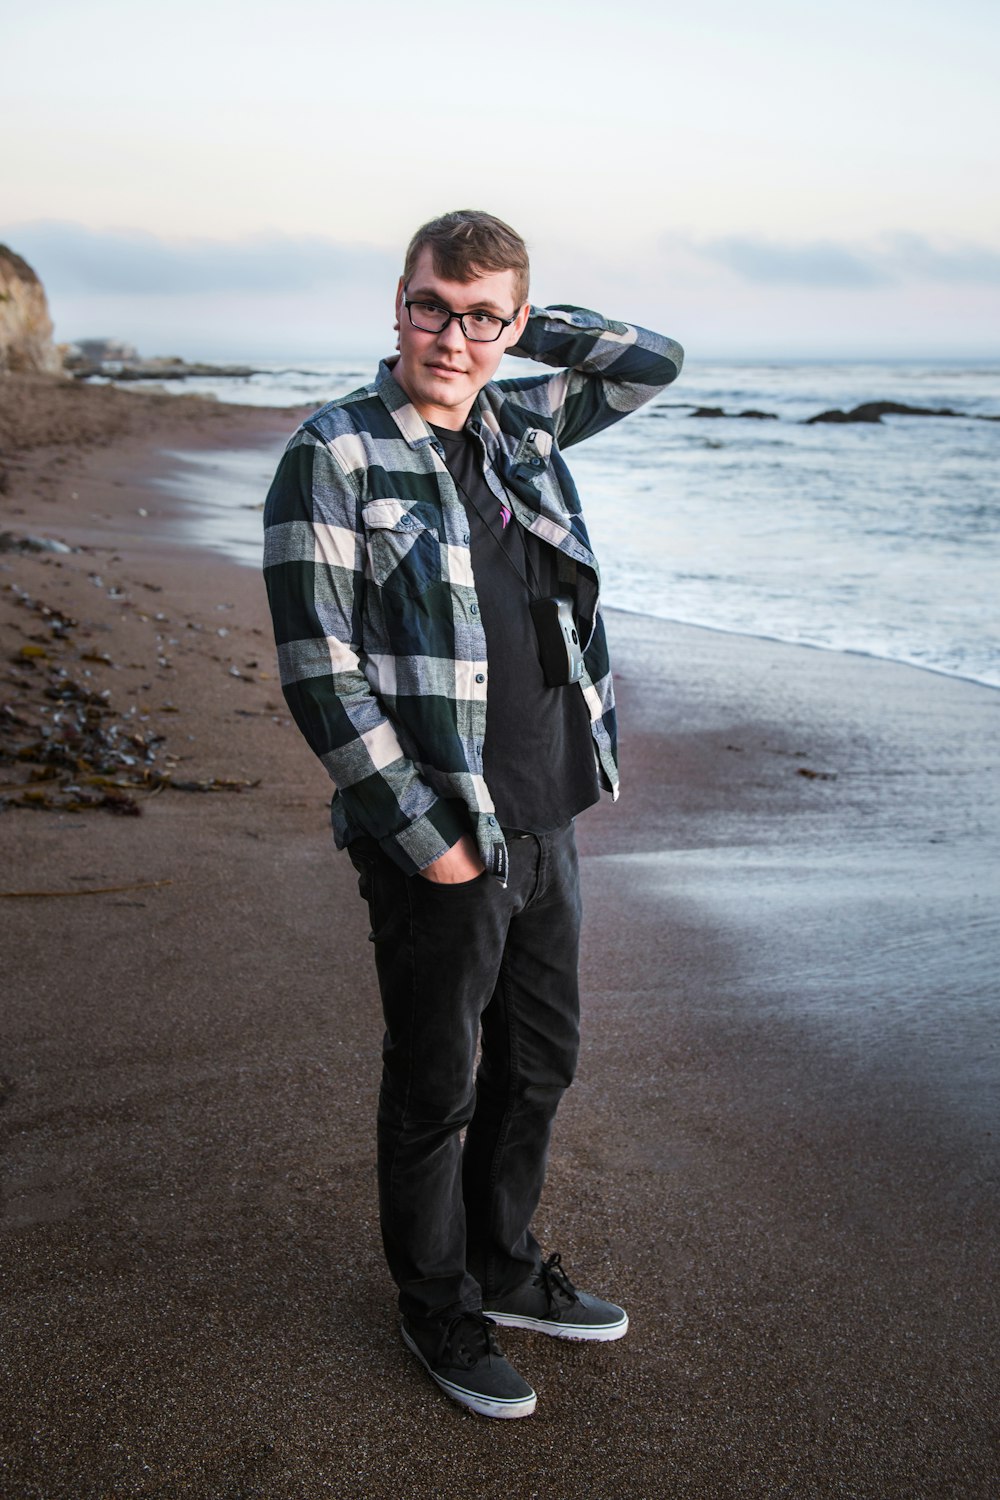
[0, 245, 62, 375]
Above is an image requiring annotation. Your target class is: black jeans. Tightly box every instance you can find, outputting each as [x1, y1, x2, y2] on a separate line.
[348, 822, 582, 1323]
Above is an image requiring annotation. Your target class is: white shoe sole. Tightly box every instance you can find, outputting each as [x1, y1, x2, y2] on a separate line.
[483, 1309, 629, 1342]
[401, 1324, 537, 1419]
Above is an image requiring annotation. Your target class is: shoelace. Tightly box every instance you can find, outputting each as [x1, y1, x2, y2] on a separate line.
[534, 1251, 580, 1313]
[435, 1311, 501, 1371]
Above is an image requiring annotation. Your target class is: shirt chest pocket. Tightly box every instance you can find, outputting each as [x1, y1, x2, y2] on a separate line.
[362, 502, 441, 597]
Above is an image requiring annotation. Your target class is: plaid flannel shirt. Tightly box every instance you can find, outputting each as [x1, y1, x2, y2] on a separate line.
[263, 304, 683, 883]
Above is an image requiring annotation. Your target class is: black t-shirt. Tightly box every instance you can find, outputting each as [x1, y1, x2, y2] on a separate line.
[430, 422, 599, 833]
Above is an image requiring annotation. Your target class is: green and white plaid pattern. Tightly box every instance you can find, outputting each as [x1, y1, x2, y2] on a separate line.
[263, 304, 683, 881]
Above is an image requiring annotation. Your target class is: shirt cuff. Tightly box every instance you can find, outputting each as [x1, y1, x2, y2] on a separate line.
[378, 797, 471, 876]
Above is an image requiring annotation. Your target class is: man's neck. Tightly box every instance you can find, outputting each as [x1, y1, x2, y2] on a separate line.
[389, 364, 475, 431]
[425, 408, 471, 431]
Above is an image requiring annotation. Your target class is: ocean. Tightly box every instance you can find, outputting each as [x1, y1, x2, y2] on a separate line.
[149, 357, 1000, 690]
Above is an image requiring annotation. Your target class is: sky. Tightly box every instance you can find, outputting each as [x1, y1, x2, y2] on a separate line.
[2, 0, 999, 360]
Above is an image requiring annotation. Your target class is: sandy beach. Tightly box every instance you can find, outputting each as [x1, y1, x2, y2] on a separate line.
[1, 374, 998, 1499]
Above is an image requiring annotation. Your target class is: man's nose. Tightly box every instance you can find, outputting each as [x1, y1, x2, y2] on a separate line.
[437, 316, 467, 350]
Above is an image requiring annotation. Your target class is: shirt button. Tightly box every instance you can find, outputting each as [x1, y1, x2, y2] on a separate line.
[487, 816, 497, 827]
[463, 532, 470, 544]
[531, 458, 542, 467]
[470, 603, 479, 615]
[475, 672, 485, 683]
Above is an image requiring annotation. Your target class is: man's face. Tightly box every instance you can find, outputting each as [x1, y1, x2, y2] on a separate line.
[392, 246, 530, 430]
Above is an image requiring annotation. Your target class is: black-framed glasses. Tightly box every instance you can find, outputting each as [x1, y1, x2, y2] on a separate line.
[403, 295, 516, 343]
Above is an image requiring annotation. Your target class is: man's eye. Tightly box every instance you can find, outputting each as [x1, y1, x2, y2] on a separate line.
[469, 312, 499, 328]
[419, 302, 447, 316]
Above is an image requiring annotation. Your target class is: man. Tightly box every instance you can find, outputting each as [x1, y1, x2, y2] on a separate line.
[263, 210, 682, 1419]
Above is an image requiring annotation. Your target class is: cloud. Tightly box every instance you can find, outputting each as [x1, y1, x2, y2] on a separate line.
[884, 232, 1000, 284]
[0, 220, 399, 296]
[699, 236, 892, 288]
[690, 232, 1000, 289]
[8, 221, 1000, 309]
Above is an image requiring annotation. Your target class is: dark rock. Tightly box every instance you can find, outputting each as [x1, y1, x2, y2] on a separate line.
[805, 401, 964, 425]
[62, 339, 261, 381]
[688, 406, 779, 420]
[68, 354, 260, 381]
[0, 532, 74, 555]
[101, 359, 259, 381]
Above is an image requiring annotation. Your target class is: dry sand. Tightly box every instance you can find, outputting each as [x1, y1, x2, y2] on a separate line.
[1, 374, 998, 1499]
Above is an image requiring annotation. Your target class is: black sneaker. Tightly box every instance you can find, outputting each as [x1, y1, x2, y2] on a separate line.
[483, 1253, 629, 1342]
[400, 1311, 537, 1419]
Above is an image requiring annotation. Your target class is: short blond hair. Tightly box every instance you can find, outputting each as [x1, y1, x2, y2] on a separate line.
[403, 210, 530, 308]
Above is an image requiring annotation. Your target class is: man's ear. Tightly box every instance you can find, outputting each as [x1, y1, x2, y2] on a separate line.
[394, 276, 405, 322]
[508, 300, 532, 346]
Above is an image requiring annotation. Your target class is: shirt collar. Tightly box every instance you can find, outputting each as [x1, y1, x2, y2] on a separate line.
[376, 358, 496, 450]
[375, 359, 436, 448]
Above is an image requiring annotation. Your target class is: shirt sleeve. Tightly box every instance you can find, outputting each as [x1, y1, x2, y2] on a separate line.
[503, 305, 684, 449]
[262, 426, 469, 874]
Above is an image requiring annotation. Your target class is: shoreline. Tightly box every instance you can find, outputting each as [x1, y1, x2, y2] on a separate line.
[56, 387, 996, 696]
[7, 370, 996, 694]
[605, 601, 1000, 694]
[2, 377, 998, 1498]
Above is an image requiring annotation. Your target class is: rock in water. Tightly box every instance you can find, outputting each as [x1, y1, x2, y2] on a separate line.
[688, 405, 779, 420]
[0, 246, 62, 375]
[805, 401, 963, 424]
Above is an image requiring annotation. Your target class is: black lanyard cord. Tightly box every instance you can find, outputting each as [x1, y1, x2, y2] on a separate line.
[446, 459, 545, 601]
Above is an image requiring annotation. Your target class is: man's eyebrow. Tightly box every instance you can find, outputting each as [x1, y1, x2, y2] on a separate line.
[407, 286, 510, 315]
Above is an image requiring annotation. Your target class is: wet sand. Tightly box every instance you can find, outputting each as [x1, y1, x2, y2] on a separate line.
[1, 375, 998, 1498]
